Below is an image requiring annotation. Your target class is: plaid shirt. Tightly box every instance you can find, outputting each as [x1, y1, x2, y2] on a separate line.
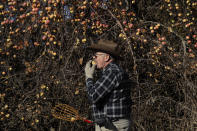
[86, 62, 131, 120]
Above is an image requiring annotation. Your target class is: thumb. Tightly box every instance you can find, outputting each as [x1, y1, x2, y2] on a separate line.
[88, 60, 92, 65]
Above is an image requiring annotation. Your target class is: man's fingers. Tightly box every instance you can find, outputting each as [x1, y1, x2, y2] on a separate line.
[88, 60, 92, 64]
[85, 60, 91, 67]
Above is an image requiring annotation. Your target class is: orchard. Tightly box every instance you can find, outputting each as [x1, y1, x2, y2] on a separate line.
[0, 0, 196, 130]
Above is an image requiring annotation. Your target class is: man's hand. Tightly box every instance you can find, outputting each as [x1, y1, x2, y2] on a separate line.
[85, 60, 96, 80]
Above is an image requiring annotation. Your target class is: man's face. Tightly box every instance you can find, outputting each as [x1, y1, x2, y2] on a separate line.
[92, 52, 108, 69]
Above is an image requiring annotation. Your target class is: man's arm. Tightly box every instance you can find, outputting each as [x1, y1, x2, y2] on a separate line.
[86, 70, 121, 104]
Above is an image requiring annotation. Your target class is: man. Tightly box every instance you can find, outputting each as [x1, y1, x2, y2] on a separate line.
[85, 39, 132, 131]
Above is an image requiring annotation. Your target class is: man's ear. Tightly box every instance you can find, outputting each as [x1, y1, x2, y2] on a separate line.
[104, 54, 110, 62]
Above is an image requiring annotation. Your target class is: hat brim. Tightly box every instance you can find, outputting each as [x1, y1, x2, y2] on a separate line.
[87, 46, 123, 60]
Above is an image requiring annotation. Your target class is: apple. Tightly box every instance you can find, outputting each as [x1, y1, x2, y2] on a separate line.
[45, 20, 50, 24]
[162, 41, 166, 45]
[128, 23, 133, 28]
[187, 40, 191, 44]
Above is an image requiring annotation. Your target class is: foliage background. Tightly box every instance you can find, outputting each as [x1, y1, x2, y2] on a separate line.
[0, 0, 196, 130]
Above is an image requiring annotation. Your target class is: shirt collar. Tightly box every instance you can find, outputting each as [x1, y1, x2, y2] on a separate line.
[102, 61, 114, 73]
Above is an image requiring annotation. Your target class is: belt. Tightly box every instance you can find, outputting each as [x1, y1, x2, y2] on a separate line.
[110, 118, 120, 122]
[110, 117, 130, 122]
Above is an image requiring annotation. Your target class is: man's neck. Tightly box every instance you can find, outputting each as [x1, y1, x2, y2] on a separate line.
[103, 59, 113, 69]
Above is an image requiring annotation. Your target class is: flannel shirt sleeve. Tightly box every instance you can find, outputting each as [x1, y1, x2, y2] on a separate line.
[86, 70, 121, 104]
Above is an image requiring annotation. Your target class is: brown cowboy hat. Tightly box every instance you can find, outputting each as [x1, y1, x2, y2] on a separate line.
[87, 39, 122, 59]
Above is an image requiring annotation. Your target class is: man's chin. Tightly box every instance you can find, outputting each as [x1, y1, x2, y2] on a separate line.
[96, 65, 101, 69]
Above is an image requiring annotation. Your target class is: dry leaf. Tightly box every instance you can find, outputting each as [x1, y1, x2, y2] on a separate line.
[75, 89, 79, 95]
[71, 117, 76, 122]
[168, 27, 173, 32]
[79, 58, 83, 65]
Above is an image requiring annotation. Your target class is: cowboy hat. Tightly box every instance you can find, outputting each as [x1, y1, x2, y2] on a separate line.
[87, 39, 121, 59]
